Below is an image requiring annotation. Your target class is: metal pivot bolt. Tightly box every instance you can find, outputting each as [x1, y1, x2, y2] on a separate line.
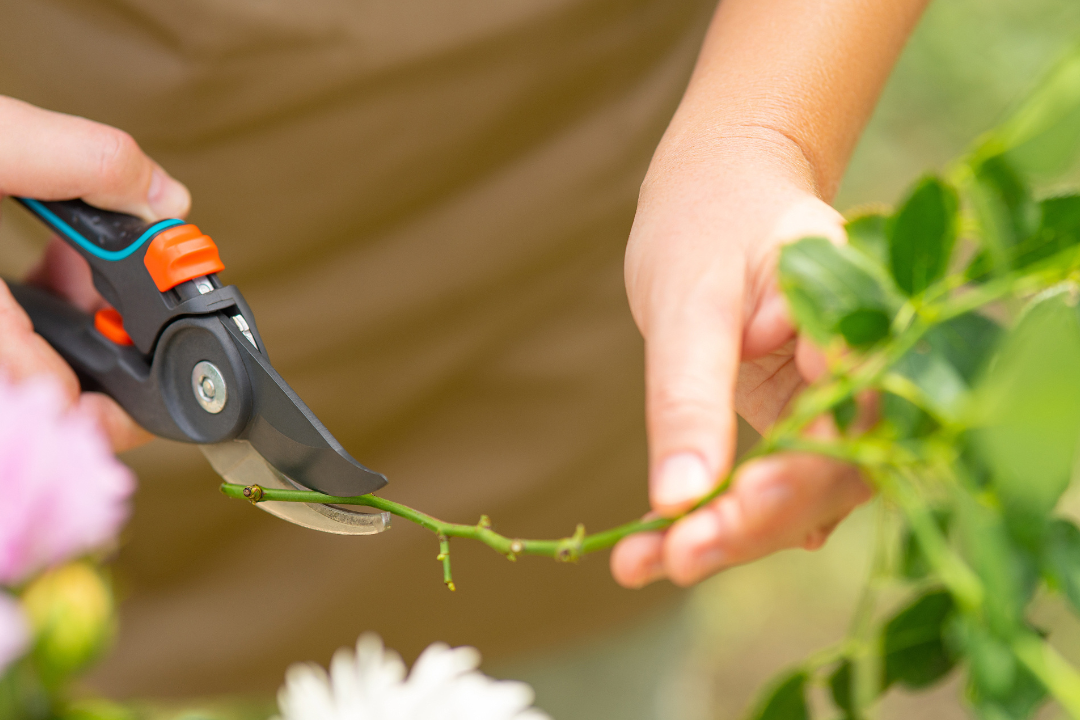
[192, 361, 227, 414]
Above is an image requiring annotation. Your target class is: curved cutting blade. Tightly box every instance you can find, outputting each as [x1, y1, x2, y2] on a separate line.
[222, 318, 388, 498]
[202, 440, 390, 535]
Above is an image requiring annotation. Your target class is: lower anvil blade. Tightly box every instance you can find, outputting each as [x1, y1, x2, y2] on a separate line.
[202, 441, 391, 536]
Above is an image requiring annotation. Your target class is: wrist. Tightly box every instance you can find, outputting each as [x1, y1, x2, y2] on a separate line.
[641, 123, 827, 208]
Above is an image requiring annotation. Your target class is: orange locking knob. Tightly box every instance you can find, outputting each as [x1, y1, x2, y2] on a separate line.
[143, 224, 224, 292]
[94, 308, 134, 346]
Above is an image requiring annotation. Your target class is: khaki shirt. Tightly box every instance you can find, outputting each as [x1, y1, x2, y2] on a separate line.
[0, 0, 719, 696]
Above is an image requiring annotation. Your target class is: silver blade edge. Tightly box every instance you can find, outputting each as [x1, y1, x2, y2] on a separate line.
[201, 440, 390, 536]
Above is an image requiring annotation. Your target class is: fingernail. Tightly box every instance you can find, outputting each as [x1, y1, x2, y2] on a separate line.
[147, 168, 190, 219]
[653, 453, 714, 512]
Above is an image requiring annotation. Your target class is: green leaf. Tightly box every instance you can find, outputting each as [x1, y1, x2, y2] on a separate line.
[980, 156, 1038, 240]
[846, 211, 889, 266]
[950, 615, 1018, 700]
[748, 670, 809, 720]
[972, 663, 1047, 720]
[891, 312, 1002, 419]
[966, 249, 994, 283]
[887, 176, 959, 296]
[882, 590, 957, 690]
[832, 396, 858, 433]
[974, 291, 1080, 519]
[925, 312, 1003, 385]
[970, 638, 1019, 703]
[1043, 518, 1080, 615]
[892, 345, 968, 419]
[882, 392, 938, 439]
[968, 192, 1080, 279]
[900, 509, 951, 580]
[981, 45, 1080, 179]
[1012, 194, 1080, 269]
[829, 592, 959, 713]
[828, 660, 854, 717]
[956, 493, 1027, 636]
[837, 308, 891, 348]
[779, 236, 901, 346]
[972, 155, 1036, 273]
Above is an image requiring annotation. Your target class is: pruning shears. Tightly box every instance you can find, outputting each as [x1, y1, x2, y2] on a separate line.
[8, 198, 391, 535]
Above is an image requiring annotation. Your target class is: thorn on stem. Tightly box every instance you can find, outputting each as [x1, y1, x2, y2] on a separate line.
[242, 485, 265, 504]
[555, 524, 586, 563]
[478, 514, 492, 529]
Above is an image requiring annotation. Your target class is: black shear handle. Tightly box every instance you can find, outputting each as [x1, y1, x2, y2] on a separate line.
[7, 281, 255, 444]
[13, 198, 261, 356]
[13, 198, 232, 355]
[20, 198, 160, 254]
[5, 281, 188, 439]
[15, 198, 171, 310]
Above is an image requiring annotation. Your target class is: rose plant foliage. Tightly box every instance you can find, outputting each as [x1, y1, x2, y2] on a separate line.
[746, 51, 1080, 719]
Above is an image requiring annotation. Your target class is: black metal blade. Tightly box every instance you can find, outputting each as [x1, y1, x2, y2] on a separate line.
[221, 319, 388, 497]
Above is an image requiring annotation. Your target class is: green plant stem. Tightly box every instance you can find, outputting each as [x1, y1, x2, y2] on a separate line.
[848, 500, 891, 719]
[216, 264, 1025, 586]
[220, 254, 1078, 595]
[1012, 632, 1080, 718]
[220, 483, 675, 561]
[879, 468, 984, 612]
[436, 534, 454, 591]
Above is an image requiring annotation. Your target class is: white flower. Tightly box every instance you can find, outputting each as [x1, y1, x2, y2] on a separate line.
[275, 633, 551, 720]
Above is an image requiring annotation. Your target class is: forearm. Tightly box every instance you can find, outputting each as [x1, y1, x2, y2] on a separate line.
[654, 0, 930, 201]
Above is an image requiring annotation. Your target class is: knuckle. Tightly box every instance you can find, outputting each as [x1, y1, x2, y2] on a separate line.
[649, 380, 726, 428]
[802, 520, 841, 551]
[91, 126, 141, 188]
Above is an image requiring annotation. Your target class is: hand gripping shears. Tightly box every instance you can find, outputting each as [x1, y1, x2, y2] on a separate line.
[8, 198, 390, 535]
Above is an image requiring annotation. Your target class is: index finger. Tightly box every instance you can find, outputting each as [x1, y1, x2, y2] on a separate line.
[0, 96, 189, 221]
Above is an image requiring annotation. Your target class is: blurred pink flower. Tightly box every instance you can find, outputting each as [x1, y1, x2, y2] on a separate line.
[0, 593, 29, 675]
[0, 374, 134, 586]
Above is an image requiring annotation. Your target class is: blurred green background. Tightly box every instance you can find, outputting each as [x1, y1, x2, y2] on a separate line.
[120, 0, 1080, 718]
